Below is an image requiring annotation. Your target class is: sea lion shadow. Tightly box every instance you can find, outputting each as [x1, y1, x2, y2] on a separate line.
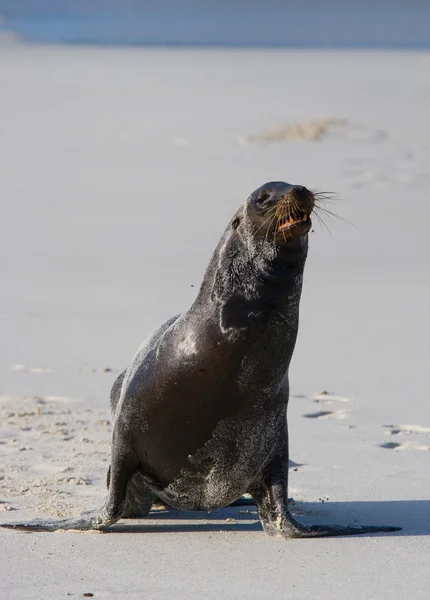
[111, 499, 430, 536]
[297, 499, 430, 538]
[112, 504, 261, 534]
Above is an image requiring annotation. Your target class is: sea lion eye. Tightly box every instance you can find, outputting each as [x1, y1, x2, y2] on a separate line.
[256, 191, 270, 205]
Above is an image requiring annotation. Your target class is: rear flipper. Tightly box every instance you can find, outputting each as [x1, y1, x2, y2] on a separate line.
[250, 456, 401, 539]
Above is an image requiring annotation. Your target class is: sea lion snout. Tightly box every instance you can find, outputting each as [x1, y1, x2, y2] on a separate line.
[284, 185, 315, 217]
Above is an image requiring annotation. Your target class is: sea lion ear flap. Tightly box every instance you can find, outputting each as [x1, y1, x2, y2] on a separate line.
[231, 204, 246, 230]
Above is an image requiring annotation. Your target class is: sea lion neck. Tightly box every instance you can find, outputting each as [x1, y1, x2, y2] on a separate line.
[194, 226, 307, 335]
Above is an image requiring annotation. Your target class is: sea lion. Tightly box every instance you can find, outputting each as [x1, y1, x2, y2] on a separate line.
[1, 181, 400, 537]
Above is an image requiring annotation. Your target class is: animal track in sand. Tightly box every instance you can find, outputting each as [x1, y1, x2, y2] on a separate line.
[294, 390, 352, 421]
[311, 391, 351, 404]
[292, 390, 351, 404]
[384, 424, 430, 435]
[379, 424, 430, 451]
[303, 410, 348, 420]
[379, 441, 430, 451]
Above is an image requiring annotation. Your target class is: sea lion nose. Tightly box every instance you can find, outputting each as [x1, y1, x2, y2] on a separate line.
[291, 185, 307, 197]
[289, 185, 314, 212]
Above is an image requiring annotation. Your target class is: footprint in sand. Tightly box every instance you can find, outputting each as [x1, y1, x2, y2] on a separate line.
[384, 424, 430, 435]
[379, 424, 430, 451]
[303, 410, 348, 420]
[379, 441, 430, 451]
[380, 442, 402, 450]
[295, 390, 352, 421]
[311, 391, 351, 404]
[292, 390, 351, 403]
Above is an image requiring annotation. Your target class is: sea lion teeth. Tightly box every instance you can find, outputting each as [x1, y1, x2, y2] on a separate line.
[277, 219, 291, 231]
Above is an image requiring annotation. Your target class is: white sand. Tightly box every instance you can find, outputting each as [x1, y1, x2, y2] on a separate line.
[1, 40, 430, 599]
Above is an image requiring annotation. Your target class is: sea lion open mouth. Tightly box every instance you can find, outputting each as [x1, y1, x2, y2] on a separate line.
[276, 211, 309, 232]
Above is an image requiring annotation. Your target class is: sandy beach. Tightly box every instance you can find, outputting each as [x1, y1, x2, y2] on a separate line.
[1, 38, 430, 599]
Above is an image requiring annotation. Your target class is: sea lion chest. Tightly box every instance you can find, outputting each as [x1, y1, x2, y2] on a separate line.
[118, 314, 291, 510]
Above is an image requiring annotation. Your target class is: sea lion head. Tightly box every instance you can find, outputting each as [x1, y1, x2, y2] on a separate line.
[207, 181, 318, 329]
[244, 181, 314, 244]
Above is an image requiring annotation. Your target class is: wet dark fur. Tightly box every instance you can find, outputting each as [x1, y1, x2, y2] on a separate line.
[1, 182, 400, 537]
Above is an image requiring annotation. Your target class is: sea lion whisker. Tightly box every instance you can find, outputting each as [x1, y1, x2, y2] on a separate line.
[311, 189, 338, 203]
[281, 222, 288, 243]
[263, 203, 279, 215]
[266, 211, 279, 244]
[255, 206, 278, 233]
[255, 209, 279, 237]
[292, 203, 301, 221]
[269, 212, 280, 243]
[259, 202, 280, 222]
[314, 205, 355, 228]
[313, 210, 332, 235]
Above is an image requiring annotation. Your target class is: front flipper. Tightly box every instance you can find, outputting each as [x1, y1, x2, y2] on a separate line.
[250, 456, 401, 539]
[0, 508, 116, 532]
